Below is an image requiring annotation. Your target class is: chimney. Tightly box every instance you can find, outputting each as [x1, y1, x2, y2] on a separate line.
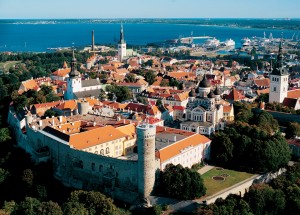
[173, 135, 177, 142]
[39, 120, 43, 127]
[92, 30, 95, 51]
[59, 116, 63, 122]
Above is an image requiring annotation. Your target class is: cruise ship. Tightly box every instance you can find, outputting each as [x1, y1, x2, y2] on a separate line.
[224, 39, 235, 47]
[204, 38, 220, 48]
[241, 37, 251, 46]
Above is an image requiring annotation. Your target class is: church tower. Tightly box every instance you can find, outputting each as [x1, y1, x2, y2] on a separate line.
[118, 23, 126, 62]
[64, 51, 82, 100]
[269, 40, 289, 103]
[137, 123, 156, 198]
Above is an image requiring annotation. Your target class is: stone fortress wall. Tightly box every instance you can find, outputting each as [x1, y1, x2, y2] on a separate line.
[7, 110, 161, 203]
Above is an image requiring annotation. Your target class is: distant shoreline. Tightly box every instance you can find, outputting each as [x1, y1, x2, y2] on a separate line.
[1, 18, 300, 31]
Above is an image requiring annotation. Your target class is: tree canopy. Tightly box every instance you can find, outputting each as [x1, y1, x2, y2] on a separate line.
[160, 164, 206, 200]
[211, 105, 290, 173]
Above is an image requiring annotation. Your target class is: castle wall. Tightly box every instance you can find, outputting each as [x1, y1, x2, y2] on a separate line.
[16, 119, 141, 203]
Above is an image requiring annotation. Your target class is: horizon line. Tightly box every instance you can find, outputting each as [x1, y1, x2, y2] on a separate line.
[0, 17, 300, 20]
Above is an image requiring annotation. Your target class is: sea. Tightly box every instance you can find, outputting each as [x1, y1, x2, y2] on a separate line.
[0, 19, 298, 53]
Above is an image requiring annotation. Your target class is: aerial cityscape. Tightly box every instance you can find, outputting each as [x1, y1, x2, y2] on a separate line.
[0, 0, 300, 214]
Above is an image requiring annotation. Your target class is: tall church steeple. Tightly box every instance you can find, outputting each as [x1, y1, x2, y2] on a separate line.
[269, 38, 289, 103]
[119, 23, 125, 44]
[118, 23, 127, 62]
[65, 50, 82, 100]
[69, 50, 80, 78]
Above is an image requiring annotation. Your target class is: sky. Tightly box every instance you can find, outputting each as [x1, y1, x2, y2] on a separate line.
[0, 0, 299, 19]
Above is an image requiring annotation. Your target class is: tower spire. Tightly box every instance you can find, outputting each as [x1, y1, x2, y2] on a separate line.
[276, 34, 284, 68]
[69, 50, 80, 78]
[119, 23, 125, 44]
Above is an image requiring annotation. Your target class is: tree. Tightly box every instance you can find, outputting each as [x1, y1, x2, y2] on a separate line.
[98, 89, 107, 101]
[285, 122, 300, 139]
[0, 128, 11, 143]
[124, 73, 136, 83]
[22, 169, 34, 188]
[45, 93, 60, 102]
[65, 190, 118, 215]
[106, 85, 132, 102]
[12, 94, 27, 112]
[144, 70, 156, 85]
[0, 168, 9, 184]
[63, 201, 89, 215]
[155, 99, 163, 107]
[39, 201, 63, 215]
[210, 133, 234, 166]
[160, 164, 206, 200]
[40, 85, 53, 95]
[160, 79, 169, 87]
[15, 197, 41, 215]
[44, 109, 59, 119]
[245, 184, 285, 215]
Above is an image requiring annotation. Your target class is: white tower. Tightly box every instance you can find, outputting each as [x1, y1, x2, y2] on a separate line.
[118, 23, 126, 62]
[137, 123, 156, 198]
[269, 40, 289, 103]
[64, 51, 81, 100]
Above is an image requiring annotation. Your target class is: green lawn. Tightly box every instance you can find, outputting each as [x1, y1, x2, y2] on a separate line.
[0, 61, 20, 73]
[201, 167, 255, 196]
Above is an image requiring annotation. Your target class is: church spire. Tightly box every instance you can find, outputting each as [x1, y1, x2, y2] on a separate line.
[271, 36, 288, 76]
[276, 37, 284, 68]
[119, 23, 125, 44]
[69, 50, 80, 78]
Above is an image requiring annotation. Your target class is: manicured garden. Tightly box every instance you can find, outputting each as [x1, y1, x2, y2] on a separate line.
[201, 167, 255, 196]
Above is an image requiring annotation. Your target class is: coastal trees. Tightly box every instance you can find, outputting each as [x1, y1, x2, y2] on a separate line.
[285, 122, 300, 139]
[160, 164, 206, 200]
[210, 107, 290, 172]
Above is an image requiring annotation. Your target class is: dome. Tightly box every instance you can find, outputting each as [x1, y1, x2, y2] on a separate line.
[199, 75, 211, 88]
[189, 89, 196, 97]
[207, 91, 215, 98]
[214, 87, 222, 95]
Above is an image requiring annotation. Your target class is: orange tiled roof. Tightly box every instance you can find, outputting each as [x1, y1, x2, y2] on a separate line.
[22, 79, 38, 91]
[52, 68, 71, 77]
[84, 97, 101, 106]
[115, 68, 128, 75]
[158, 133, 210, 163]
[287, 89, 300, 99]
[223, 105, 233, 113]
[116, 123, 136, 139]
[53, 121, 82, 135]
[33, 101, 60, 109]
[69, 125, 127, 150]
[254, 78, 270, 87]
[226, 88, 245, 101]
[256, 88, 270, 95]
[55, 100, 77, 110]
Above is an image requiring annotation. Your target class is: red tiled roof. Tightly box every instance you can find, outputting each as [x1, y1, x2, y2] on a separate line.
[158, 133, 211, 163]
[287, 89, 300, 99]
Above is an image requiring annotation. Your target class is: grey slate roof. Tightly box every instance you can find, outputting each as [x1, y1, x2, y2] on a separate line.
[82, 79, 100, 88]
[74, 89, 100, 99]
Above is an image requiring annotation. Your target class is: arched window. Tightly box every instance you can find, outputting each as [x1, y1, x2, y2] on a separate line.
[100, 149, 104, 155]
[99, 165, 103, 172]
[91, 163, 95, 171]
[106, 147, 110, 154]
[95, 151, 98, 154]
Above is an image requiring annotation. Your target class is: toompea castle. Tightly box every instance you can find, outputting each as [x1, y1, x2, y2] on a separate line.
[8, 53, 212, 202]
